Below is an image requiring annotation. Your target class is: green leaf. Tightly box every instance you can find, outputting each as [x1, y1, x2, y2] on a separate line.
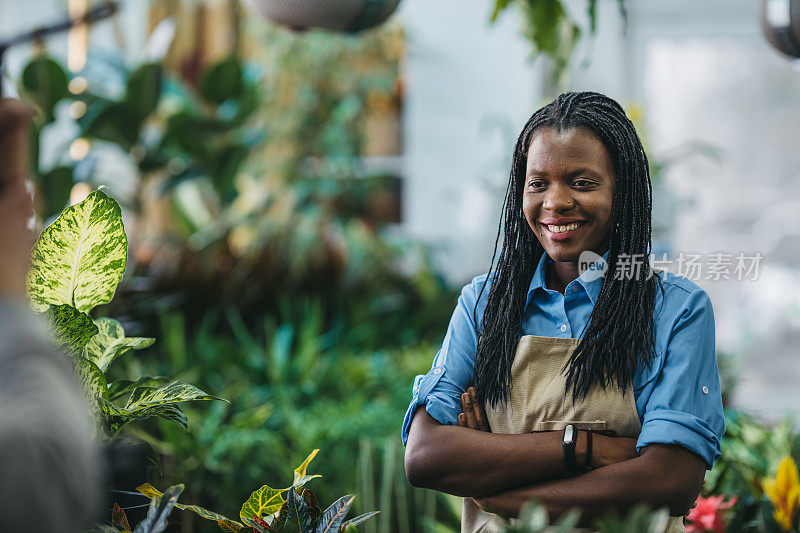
[42, 304, 98, 355]
[490, 0, 514, 22]
[84, 317, 154, 371]
[315, 495, 355, 533]
[136, 483, 244, 531]
[134, 484, 183, 533]
[83, 102, 140, 150]
[124, 381, 223, 409]
[101, 400, 187, 436]
[199, 56, 244, 105]
[37, 166, 74, 220]
[240, 485, 285, 523]
[125, 63, 163, 122]
[341, 511, 379, 530]
[101, 381, 223, 435]
[27, 189, 127, 314]
[282, 487, 315, 533]
[587, 0, 598, 34]
[73, 356, 108, 433]
[19, 56, 69, 123]
[161, 111, 228, 157]
[107, 376, 167, 402]
[209, 144, 249, 201]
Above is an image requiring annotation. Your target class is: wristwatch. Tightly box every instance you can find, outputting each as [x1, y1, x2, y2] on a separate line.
[562, 424, 577, 471]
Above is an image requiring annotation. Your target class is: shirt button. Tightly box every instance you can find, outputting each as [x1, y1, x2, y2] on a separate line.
[560, 324, 567, 333]
[701, 385, 708, 394]
[433, 368, 441, 375]
[571, 285, 579, 293]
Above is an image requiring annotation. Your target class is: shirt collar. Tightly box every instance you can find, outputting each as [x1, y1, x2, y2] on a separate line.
[526, 249, 610, 308]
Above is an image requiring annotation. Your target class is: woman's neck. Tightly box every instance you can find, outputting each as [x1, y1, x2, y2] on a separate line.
[545, 246, 609, 294]
[546, 260, 579, 295]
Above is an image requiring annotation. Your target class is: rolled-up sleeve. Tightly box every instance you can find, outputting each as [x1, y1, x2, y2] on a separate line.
[401, 276, 486, 446]
[636, 289, 726, 469]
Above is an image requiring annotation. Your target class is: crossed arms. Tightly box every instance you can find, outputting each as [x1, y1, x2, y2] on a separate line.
[403, 388, 706, 526]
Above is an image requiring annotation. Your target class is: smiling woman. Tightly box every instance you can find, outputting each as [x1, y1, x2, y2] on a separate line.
[401, 92, 725, 532]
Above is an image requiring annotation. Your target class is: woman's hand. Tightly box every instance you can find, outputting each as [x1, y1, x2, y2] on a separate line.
[472, 494, 506, 517]
[457, 387, 491, 432]
[591, 433, 639, 468]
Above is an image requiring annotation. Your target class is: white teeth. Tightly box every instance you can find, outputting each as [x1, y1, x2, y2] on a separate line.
[546, 222, 584, 233]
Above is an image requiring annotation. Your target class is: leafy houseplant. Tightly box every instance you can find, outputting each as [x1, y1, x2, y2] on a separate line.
[17, 48, 259, 222]
[490, 0, 627, 85]
[101, 450, 378, 533]
[25, 187, 223, 439]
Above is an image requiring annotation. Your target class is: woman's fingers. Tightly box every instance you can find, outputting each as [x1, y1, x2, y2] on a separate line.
[469, 387, 491, 432]
[461, 391, 479, 429]
[458, 413, 467, 427]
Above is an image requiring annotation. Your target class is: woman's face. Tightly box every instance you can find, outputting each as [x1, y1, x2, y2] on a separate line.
[523, 126, 616, 262]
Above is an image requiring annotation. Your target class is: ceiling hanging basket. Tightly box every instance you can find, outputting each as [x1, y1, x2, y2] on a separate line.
[760, 0, 800, 58]
[241, 0, 402, 33]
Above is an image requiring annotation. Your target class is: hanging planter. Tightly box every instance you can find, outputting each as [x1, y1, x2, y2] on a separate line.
[240, 0, 402, 33]
[760, 0, 800, 58]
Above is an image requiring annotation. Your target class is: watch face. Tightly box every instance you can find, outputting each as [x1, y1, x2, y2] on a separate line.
[564, 424, 575, 443]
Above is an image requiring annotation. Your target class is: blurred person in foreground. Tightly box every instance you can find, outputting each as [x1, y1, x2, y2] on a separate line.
[0, 98, 102, 532]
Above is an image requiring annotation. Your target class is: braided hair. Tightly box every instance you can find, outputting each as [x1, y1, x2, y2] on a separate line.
[474, 91, 664, 408]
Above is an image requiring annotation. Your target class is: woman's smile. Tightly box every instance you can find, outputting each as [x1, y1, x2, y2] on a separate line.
[539, 218, 589, 241]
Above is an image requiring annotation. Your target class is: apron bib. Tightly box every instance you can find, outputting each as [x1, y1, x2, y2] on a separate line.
[461, 335, 685, 533]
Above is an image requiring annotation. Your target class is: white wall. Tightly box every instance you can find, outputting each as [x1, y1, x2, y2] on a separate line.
[397, 0, 543, 285]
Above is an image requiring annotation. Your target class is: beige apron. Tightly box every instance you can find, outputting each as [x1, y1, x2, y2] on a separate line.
[461, 335, 685, 533]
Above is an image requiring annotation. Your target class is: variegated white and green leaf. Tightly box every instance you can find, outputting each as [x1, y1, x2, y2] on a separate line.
[42, 304, 98, 355]
[73, 356, 109, 434]
[84, 317, 154, 371]
[101, 400, 187, 436]
[240, 485, 285, 523]
[124, 381, 224, 410]
[100, 381, 223, 435]
[27, 189, 127, 313]
[107, 376, 167, 402]
[137, 483, 244, 531]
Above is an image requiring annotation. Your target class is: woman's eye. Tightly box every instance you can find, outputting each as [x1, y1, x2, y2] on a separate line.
[573, 179, 593, 187]
[528, 180, 546, 189]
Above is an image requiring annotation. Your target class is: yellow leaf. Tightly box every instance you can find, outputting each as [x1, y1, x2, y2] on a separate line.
[293, 449, 320, 484]
[239, 484, 285, 523]
[137, 482, 163, 499]
[763, 456, 800, 532]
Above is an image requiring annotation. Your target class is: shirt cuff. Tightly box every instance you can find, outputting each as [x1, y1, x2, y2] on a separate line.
[401, 393, 461, 446]
[636, 409, 722, 469]
[401, 364, 455, 446]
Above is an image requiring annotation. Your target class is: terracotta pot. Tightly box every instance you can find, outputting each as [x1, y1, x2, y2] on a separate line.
[240, 0, 401, 33]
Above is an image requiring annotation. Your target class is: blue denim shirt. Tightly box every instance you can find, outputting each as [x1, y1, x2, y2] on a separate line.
[401, 251, 726, 469]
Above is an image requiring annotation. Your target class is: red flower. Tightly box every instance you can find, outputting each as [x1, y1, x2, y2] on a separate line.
[686, 495, 738, 533]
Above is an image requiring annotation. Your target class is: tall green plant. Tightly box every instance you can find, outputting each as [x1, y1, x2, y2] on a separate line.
[490, 0, 627, 85]
[25, 188, 223, 439]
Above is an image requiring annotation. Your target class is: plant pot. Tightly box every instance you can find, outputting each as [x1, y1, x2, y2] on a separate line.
[240, 0, 402, 33]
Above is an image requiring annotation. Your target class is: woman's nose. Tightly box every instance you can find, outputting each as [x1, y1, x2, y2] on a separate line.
[542, 187, 575, 211]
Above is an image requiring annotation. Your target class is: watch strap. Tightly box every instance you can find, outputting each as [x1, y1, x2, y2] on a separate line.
[584, 429, 593, 471]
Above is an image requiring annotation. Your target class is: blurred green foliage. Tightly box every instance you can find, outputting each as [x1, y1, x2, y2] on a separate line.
[114, 302, 456, 532]
[702, 410, 800, 532]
